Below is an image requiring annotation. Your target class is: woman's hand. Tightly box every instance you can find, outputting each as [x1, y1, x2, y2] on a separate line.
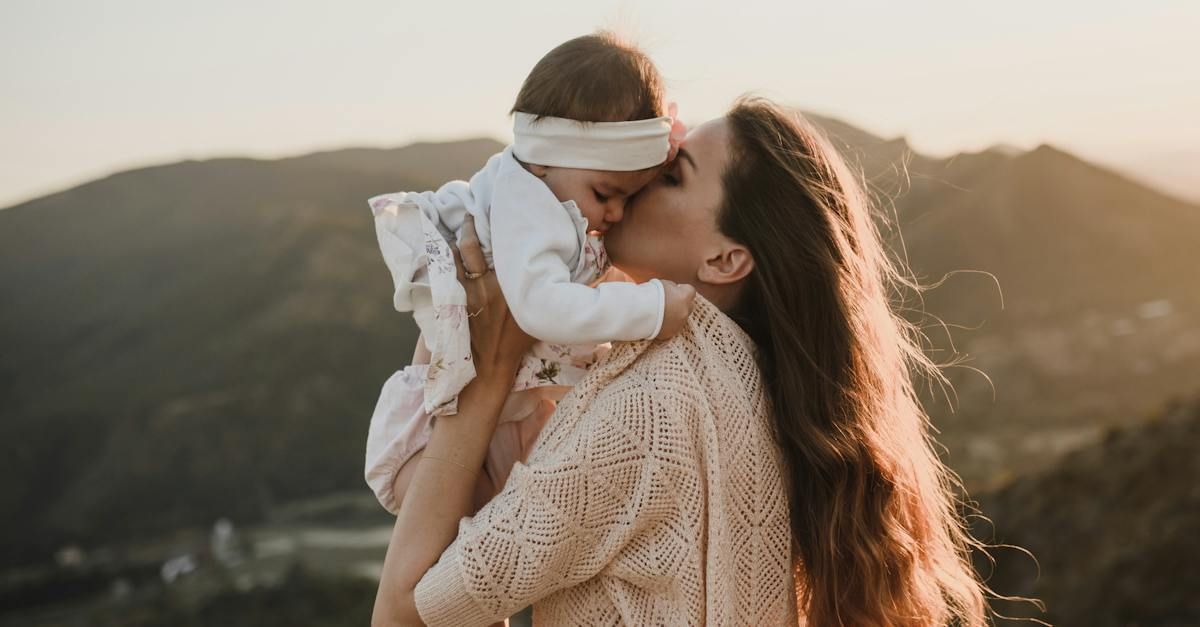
[453, 215, 535, 384]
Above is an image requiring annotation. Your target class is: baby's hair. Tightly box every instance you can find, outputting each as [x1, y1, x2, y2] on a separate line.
[511, 31, 665, 123]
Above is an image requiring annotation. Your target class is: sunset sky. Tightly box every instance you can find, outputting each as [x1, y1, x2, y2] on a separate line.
[2, 0, 1197, 207]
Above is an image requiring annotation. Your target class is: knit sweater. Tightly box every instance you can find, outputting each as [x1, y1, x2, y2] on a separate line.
[413, 296, 799, 625]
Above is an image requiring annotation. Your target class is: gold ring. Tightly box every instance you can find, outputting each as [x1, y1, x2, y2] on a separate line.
[465, 270, 485, 280]
[467, 306, 485, 318]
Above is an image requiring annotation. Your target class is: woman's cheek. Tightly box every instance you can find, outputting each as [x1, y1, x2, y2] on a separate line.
[601, 224, 627, 262]
[605, 231, 651, 281]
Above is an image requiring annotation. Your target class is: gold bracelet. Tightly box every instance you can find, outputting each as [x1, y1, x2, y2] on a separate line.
[421, 454, 478, 475]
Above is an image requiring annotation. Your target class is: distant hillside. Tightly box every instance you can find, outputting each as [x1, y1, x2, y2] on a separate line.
[973, 395, 1200, 626]
[0, 139, 503, 565]
[815, 114, 1200, 489]
[2, 114, 1198, 567]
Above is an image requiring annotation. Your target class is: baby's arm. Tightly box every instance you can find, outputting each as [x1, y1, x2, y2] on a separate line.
[490, 175, 666, 345]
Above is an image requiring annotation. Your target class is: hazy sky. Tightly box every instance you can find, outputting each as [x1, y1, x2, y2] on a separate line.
[2, 0, 1197, 207]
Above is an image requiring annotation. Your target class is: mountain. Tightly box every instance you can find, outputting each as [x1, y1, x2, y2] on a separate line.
[814, 115, 1200, 488]
[973, 395, 1200, 626]
[0, 138, 498, 565]
[2, 115, 1197, 567]
[1091, 149, 1200, 205]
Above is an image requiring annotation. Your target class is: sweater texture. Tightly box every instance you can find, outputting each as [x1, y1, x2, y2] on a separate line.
[413, 296, 799, 625]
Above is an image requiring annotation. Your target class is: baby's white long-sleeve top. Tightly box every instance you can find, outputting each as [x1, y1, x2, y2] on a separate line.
[387, 145, 665, 345]
[488, 147, 664, 344]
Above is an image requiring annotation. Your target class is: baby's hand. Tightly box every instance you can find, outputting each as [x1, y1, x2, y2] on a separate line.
[655, 280, 697, 339]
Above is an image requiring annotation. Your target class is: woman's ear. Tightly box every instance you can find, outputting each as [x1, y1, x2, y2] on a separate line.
[697, 240, 753, 285]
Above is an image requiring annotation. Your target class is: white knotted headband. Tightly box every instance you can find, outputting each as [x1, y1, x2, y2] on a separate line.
[512, 111, 673, 171]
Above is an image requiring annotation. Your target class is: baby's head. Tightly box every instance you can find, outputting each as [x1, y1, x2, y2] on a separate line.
[512, 32, 667, 234]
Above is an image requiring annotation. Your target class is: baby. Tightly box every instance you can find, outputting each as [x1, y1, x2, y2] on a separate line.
[364, 33, 694, 512]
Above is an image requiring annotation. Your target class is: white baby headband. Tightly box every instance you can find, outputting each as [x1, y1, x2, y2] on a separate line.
[512, 111, 673, 171]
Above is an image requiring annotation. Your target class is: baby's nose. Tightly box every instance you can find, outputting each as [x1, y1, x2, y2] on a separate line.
[607, 202, 625, 223]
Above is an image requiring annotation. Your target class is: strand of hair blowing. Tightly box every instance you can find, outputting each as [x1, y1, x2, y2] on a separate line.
[719, 98, 991, 626]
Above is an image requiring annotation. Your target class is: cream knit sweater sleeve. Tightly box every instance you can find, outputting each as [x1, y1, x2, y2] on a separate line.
[412, 341, 691, 625]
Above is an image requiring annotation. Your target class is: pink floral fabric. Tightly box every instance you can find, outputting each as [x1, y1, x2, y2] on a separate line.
[419, 210, 475, 417]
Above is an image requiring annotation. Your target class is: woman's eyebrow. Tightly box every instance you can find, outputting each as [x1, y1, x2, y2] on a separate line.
[678, 148, 698, 174]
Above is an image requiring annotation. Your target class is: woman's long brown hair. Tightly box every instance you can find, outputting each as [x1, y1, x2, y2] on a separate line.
[719, 97, 997, 626]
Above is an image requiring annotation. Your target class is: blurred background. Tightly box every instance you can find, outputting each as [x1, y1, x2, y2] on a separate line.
[1, 1, 1196, 625]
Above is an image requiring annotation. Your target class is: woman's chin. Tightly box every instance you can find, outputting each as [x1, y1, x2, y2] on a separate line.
[601, 266, 637, 283]
[607, 261, 652, 284]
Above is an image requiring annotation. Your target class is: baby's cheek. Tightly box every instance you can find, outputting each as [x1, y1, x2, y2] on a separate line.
[577, 202, 604, 228]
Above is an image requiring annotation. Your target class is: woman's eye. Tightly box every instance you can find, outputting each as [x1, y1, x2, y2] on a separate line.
[662, 171, 680, 186]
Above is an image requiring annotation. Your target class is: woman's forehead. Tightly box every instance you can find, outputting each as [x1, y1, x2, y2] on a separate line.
[682, 118, 731, 174]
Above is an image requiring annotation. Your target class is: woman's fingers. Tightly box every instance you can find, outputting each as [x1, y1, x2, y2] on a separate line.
[451, 215, 494, 313]
[448, 239, 467, 283]
[458, 215, 488, 277]
[444, 214, 533, 380]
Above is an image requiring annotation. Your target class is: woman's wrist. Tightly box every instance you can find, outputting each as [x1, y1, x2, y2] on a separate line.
[463, 365, 518, 412]
[474, 360, 520, 390]
[421, 369, 511, 476]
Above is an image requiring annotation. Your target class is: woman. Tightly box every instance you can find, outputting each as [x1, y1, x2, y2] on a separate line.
[371, 98, 994, 626]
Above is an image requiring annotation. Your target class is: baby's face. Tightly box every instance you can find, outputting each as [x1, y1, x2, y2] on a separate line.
[536, 166, 661, 234]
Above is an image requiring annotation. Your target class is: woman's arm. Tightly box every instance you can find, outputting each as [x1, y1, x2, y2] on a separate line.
[388, 334, 501, 514]
[401, 346, 685, 624]
[371, 217, 534, 627]
[388, 448, 499, 519]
